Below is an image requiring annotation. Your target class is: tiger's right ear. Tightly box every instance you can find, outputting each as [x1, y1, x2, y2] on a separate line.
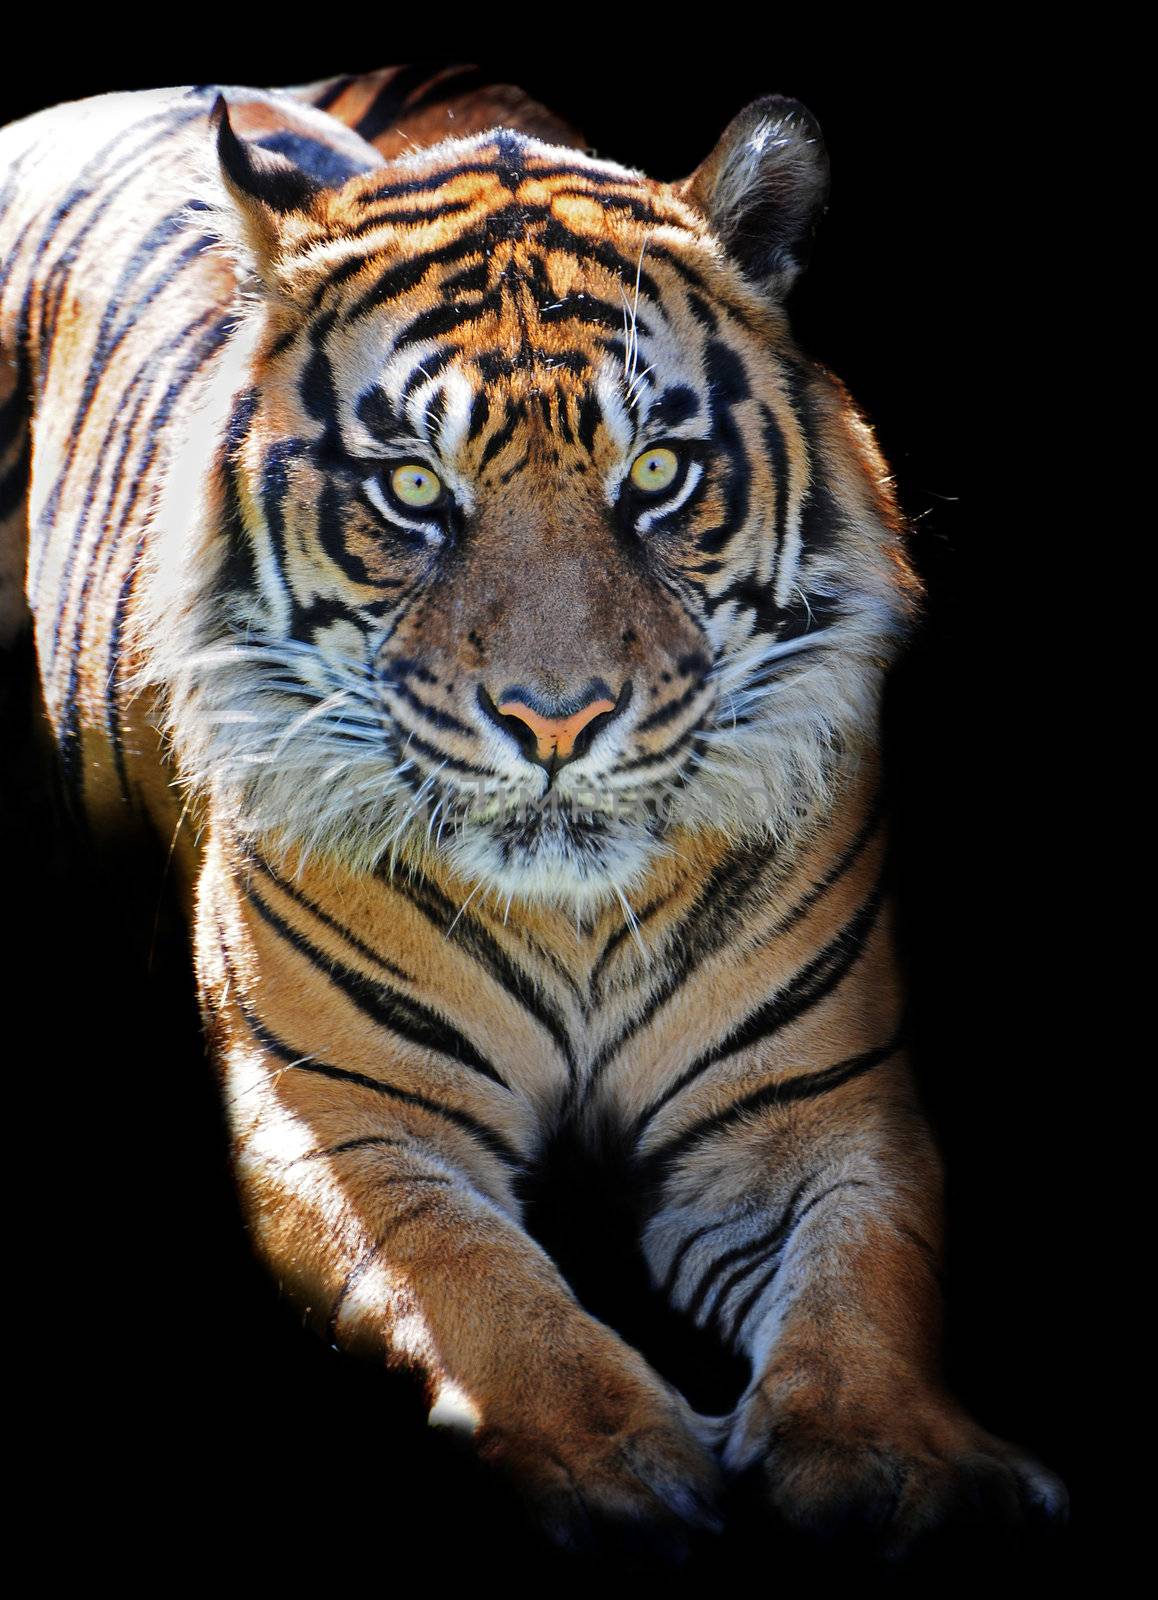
[211, 97, 324, 286]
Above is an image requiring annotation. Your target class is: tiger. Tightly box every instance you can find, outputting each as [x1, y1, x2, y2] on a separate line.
[0, 65, 1066, 1557]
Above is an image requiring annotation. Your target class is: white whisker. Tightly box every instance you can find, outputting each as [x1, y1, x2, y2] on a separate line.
[446, 878, 484, 936]
[613, 884, 648, 961]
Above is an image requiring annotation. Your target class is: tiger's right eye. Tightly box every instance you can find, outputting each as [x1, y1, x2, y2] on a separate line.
[390, 463, 443, 509]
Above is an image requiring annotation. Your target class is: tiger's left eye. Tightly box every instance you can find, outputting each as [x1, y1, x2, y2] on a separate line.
[629, 446, 681, 494]
[391, 463, 443, 509]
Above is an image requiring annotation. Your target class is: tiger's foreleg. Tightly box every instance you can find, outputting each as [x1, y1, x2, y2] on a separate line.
[639, 1049, 1067, 1548]
[197, 841, 720, 1551]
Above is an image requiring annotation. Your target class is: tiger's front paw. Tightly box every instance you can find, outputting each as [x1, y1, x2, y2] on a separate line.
[473, 1359, 723, 1559]
[725, 1383, 1067, 1555]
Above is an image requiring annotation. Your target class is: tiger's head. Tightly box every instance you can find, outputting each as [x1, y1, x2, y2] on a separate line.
[147, 94, 918, 907]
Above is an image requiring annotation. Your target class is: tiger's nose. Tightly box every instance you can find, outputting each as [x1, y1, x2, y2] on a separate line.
[484, 681, 630, 769]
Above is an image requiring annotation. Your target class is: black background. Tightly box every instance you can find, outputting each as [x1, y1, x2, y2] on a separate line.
[5, 39, 1089, 1591]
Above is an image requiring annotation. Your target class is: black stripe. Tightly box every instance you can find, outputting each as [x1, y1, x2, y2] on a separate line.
[764, 796, 883, 942]
[576, 391, 602, 453]
[642, 1037, 903, 1184]
[634, 676, 708, 735]
[477, 398, 523, 471]
[761, 401, 792, 590]
[538, 290, 637, 335]
[30, 217, 215, 602]
[308, 75, 355, 113]
[475, 347, 589, 382]
[611, 716, 706, 775]
[498, 448, 531, 484]
[30, 105, 209, 399]
[384, 676, 475, 737]
[344, 198, 477, 241]
[347, 231, 487, 320]
[215, 387, 262, 594]
[373, 719, 499, 780]
[695, 339, 751, 557]
[50, 290, 194, 654]
[250, 854, 414, 983]
[301, 252, 379, 320]
[353, 63, 445, 143]
[307, 1134, 408, 1160]
[354, 158, 515, 204]
[782, 360, 845, 559]
[403, 65, 496, 118]
[244, 879, 509, 1088]
[315, 474, 404, 590]
[37, 207, 197, 538]
[537, 213, 662, 300]
[394, 286, 503, 348]
[54, 307, 229, 799]
[354, 154, 662, 208]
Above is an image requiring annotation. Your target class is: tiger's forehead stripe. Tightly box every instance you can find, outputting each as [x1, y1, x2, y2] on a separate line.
[284, 135, 705, 325]
[279, 138, 781, 444]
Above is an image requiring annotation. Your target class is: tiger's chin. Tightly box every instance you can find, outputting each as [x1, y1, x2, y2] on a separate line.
[438, 809, 665, 911]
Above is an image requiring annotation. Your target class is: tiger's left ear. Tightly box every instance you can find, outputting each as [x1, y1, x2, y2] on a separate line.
[211, 97, 325, 286]
[676, 96, 829, 297]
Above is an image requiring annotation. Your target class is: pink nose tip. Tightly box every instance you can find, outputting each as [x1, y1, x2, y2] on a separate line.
[496, 694, 617, 765]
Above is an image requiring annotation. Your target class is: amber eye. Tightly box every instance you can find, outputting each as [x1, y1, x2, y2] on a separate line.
[629, 446, 681, 494]
[390, 463, 443, 509]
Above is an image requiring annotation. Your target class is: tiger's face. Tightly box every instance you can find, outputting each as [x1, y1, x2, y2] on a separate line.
[151, 100, 917, 906]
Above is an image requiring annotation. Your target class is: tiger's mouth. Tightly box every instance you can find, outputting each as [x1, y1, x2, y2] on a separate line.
[432, 772, 679, 849]
[435, 785, 667, 902]
[490, 803, 618, 860]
